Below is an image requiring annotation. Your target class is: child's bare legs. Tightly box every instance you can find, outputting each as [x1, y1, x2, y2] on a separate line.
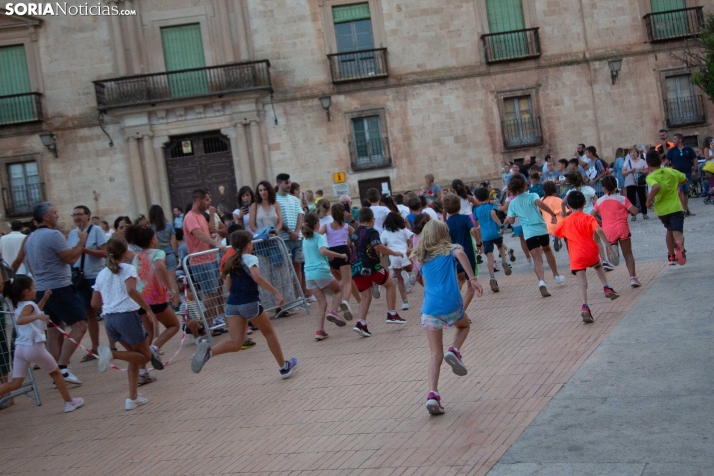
[531, 247, 546, 281]
[594, 233, 607, 263]
[458, 273, 476, 309]
[251, 312, 286, 367]
[672, 230, 684, 250]
[487, 252, 496, 278]
[115, 340, 151, 400]
[153, 308, 180, 349]
[452, 313, 470, 351]
[381, 275, 398, 311]
[542, 245, 560, 277]
[49, 368, 72, 401]
[335, 265, 359, 304]
[576, 270, 588, 304]
[358, 288, 372, 321]
[619, 239, 637, 277]
[425, 329, 444, 393]
[186, 319, 201, 338]
[593, 262, 609, 288]
[519, 236, 531, 260]
[211, 315, 247, 356]
[326, 280, 344, 313]
[312, 286, 328, 331]
[394, 267, 408, 302]
[0, 378, 24, 401]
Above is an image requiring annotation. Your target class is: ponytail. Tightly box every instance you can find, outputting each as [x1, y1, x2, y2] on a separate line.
[223, 230, 253, 276]
[301, 212, 319, 239]
[3, 276, 34, 307]
[105, 236, 128, 274]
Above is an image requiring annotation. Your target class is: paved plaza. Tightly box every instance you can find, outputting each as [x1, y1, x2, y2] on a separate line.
[2, 202, 712, 476]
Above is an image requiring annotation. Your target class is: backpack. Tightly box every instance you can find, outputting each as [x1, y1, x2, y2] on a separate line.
[0, 258, 14, 283]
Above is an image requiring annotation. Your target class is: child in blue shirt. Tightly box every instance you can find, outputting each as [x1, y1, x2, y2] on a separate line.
[443, 194, 481, 312]
[473, 187, 512, 293]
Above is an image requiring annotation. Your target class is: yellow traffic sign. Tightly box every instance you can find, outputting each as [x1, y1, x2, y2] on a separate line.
[333, 172, 345, 184]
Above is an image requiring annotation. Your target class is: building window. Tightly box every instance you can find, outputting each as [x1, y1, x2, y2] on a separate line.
[351, 115, 390, 170]
[0, 44, 42, 125]
[328, 3, 388, 81]
[664, 74, 704, 127]
[501, 96, 542, 148]
[485, 0, 526, 59]
[682, 135, 699, 149]
[6, 161, 42, 216]
[160, 23, 208, 98]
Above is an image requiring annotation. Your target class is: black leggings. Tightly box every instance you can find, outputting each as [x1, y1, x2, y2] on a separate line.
[626, 185, 648, 215]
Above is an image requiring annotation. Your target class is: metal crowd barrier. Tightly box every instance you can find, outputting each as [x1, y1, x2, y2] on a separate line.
[182, 236, 309, 346]
[0, 299, 42, 408]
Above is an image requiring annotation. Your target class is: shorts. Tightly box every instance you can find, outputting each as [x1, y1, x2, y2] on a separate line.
[37, 285, 87, 327]
[525, 234, 550, 251]
[513, 226, 524, 237]
[388, 254, 412, 269]
[306, 277, 335, 290]
[609, 232, 632, 245]
[678, 172, 692, 194]
[421, 307, 465, 330]
[104, 311, 148, 345]
[658, 211, 685, 233]
[188, 260, 221, 294]
[137, 302, 169, 315]
[74, 278, 96, 309]
[328, 245, 350, 270]
[225, 302, 264, 320]
[483, 237, 504, 254]
[284, 239, 304, 264]
[12, 342, 58, 379]
[571, 258, 601, 275]
[353, 268, 388, 292]
[165, 252, 178, 271]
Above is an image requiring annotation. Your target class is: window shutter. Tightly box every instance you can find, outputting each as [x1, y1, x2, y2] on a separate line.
[333, 3, 371, 24]
[0, 45, 34, 124]
[650, 0, 685, 13]
[161, 24, 209, 98]
[486, 0, 525, 33]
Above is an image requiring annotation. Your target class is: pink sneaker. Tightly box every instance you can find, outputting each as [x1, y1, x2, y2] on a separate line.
[315, 330, 329, 341]
[426, 392, 445, 415]
[326, 311, 346, 327]
[64, 397, 84, 413]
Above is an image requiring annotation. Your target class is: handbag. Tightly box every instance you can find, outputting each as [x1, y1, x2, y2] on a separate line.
[71, 225, 93, 288]
[627, 159, 647, 187]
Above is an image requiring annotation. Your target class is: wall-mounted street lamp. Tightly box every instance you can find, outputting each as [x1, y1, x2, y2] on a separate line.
[609, 58, 623, 85]
[319, 95, 332, 121]
[39, 131, 58, 158]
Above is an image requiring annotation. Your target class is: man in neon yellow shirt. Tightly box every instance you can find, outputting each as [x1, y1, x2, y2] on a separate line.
[645, 152, 688, 266]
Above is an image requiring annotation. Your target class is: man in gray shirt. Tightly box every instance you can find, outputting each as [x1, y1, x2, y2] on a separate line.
[23, 202, 88, 384]
[67, 205, 107, 361]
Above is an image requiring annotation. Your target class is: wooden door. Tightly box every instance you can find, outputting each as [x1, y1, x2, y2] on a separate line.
[357, 177, 391, 204]
[164, 132, 237, 215]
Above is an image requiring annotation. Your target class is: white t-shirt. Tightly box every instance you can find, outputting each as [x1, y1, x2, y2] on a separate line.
[396, 204, 410, 220]
[370, 205, 391, 233]
[379, 228, 414, 255]
[319, 216, 334, 229]
[565, 186, 597, 214]
[459, 197, 472, 215]
[94, 263, 140, 314]
[422, 207, 439, 221]
[14, 301, 46, 346]
[623, 155, 648, 187]
[0, 231, 27, 275]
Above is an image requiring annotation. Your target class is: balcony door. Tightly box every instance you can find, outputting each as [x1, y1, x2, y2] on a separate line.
[352, 116, 385, 169]
[333, 4, 377, 78]
[650, 0, 687, 39]
[161, 24, 209, 98]
[0, 45, 34, 124]
[486, 0, 527, 60]
[503, 96, 536, 146]
[665, 75, 697, 125]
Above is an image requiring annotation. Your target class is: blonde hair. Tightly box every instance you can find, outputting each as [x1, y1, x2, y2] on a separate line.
[409, 220, 461, 264]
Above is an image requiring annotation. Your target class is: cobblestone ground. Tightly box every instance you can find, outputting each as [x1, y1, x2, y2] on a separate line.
[1, 201, 710, 476]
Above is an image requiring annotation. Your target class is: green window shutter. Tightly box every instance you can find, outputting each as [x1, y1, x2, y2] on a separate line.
[486, 0, 527, 60]
[352, 116, 383, 164]
[650, 0, 687, 39]
[352, 118, 368, 159]
[161, 24, 208, 98]
[333, 3, 371, 24]
[650, 0, 685, 13]
[0, 45, 34, 124]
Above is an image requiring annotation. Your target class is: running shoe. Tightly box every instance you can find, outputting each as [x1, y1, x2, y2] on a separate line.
[426, 391, 445, 415]
[527, 258, 533, 266]
[508, 248, 516, 262]
[444, 347, 467, 376]
[64, 397, 84, 413]
[314, 330, 328, 341]
[602, 261, 615, 272]
[326, 310, 346, 327]
[493, 263, 500, 273]
[554, 275, 566, 284]
[191, 340, 211, 373]
[371, 282, 380, 299]
[97, 344, 112, 373]
[643, 215, 649, 220]
[386, 313, 406, 324]
[581, 304, 594, 323]
[489, 277, 499, 293]
[553, 237, 561, 252]
[630, 277, 642, 288]
[353, 321, 372, 337]
[604, 286, 620, 300]
[307, 295, 317, 303]
[539, 280, 551, 297]
[408, 271, 417, 287]
[401, 301, 409, 310]
[501, 261, 512, 276]
[61, 369, 82, 385]
[241, 339, 256, 349]
[339, 300, 353, 321]
[137, 373, 156, 386]
[686, 209, 695, 216]
[668, 255, 677, 266]
[125, 395, 148, 411]
[280, 357, 299, 379]
[149, 345, 164, 370]
[608, 246, 620, 267]
[673, 241, 687, 266]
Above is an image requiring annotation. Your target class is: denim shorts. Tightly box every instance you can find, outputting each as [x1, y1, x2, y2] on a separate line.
[421, 307, 465, 330]
[678, 172, 692, 194]
[225, 302, 264, 320]
[104, 310, 148, 345]
[283, 239, 304, 263]
[37, 285, 87, 326]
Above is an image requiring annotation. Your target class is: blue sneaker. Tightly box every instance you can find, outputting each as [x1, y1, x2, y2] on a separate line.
[280, 357, 299, 379]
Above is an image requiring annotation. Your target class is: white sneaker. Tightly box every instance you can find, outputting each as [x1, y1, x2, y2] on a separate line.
[307, 295, 317, 303]
[554, 275, 565, 284]
[408, 270, 417, 286]
[401, 270, 410, 284]
[339, 300, 353, 321]
[538, 280, 551, 297]
[371, 282, 380, 299]
[526, 258, 533, 266]
[602, 261, 615, 272]
[401, 301, 409, 310]
[125, 395, 148, 411]
[64, 397, 84, 413]
[62, 369, 82, 385]
[97, 344, 112, 373]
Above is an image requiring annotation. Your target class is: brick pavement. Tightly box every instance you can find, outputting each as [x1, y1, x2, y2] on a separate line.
[1, 260, 666, 475]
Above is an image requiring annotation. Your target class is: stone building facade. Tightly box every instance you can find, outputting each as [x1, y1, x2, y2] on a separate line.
[0, 0, 711, 230]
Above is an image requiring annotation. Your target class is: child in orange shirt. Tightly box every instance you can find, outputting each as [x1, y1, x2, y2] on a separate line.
[553, 191, 620, 323]
[541, 182, 564, 252]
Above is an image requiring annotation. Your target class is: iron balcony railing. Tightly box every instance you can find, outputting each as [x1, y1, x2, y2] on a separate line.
[0, 93, 43, 126]
[350, 136, 391, 170]
[664, 95, 706, 128]
[2, 181, 44, 217]
[644, 7, 703, 42]
[482, 28, 541, 64]
[502, 117, 543, 149]
[93, 59, 272, 111]
[327, 48, 389, 83]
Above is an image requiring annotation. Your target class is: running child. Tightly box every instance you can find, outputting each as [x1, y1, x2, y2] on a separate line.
[593, 176, 642, 286]
[191, 230, 298, 378]
[318, 203, 358, 319]
[502, 193, 531, 264]
[302, 213, 347, 340]
[409, 220, 483, 415]
[505, 175, 565, 297]
[380, 212, 414, 310]
[0, 278, 84, 413]
[350, 207, 405, 337]
[644, 151, 688, 265]
[528, 172, 544, 198]
[93, 237, 156, 410]
[553, 191, 620, 323]
[541, 181, 565, 251]
[473, 187, 512, 293]
[443, 194, 480, 309]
